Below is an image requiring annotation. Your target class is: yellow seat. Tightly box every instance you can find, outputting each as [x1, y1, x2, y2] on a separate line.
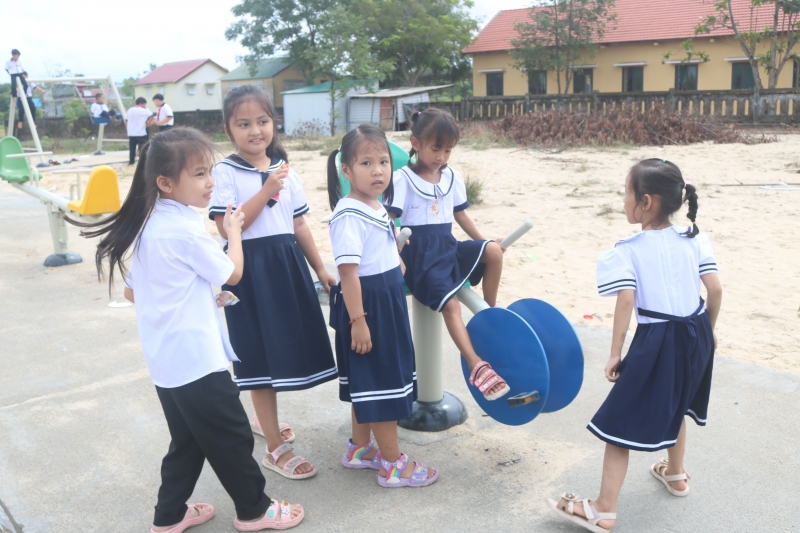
[67, 165, 121, 215]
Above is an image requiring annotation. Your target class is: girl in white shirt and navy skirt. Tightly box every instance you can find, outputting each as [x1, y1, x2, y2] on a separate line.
[327, 124, 438, 488]
[77, 127, 304, 532]
[387, 108, 510, 403]
[209, 85, 337, 481]
[548, 159, 722, 533]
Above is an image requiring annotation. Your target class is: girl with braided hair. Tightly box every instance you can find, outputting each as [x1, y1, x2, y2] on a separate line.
[547, 159, 722, 533]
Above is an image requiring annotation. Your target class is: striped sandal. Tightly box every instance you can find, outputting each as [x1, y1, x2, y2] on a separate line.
[469, 361, 511, 401]
[650, 459, 690, 496]
[377, 453, 439, 488]
[342, 439, 382, 470]
[262, 443, 316, 480]
[546, 493, 616, 533]
[233, 499, 304, 531]
[251, 417, 295, 443]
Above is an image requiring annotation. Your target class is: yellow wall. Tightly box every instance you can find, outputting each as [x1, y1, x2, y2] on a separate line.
[220, 65, 306, 108]
[469, 37, 797, 96]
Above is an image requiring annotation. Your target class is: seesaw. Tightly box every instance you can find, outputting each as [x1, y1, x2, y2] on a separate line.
[0, 135, 121, 266]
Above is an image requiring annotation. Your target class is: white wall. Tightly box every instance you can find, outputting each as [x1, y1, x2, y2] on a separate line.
[172, 62, 227, 112]
[284, 86, 371, 136]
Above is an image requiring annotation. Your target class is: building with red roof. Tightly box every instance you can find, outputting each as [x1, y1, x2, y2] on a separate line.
[133, 59, 229, 112]
[463, 0, 800, 96]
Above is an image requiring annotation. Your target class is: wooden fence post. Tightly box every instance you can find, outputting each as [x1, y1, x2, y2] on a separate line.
[525, 93, 531, 114]
[667, 89, 676, 113]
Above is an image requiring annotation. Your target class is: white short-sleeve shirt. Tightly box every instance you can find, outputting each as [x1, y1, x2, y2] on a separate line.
[126, 106, 153, 136]
[5, 59, 23, 75]
[329, 198, 399, 278]
[596, 225, 719, 323]
[387, 165, 469, 226]
[209, 155, 309, 244]
[156, 103, 174, 125]
[90, 102, 109, 118]
[125, 199, 238, 388]
[25, 82, 36, 98]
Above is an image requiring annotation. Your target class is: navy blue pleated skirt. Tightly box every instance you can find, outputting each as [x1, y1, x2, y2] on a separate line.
[588, 301, 715, 452]
[223, 234, 337, 392]
[329, 266, 417, 424]
[401, 223, 489, 312]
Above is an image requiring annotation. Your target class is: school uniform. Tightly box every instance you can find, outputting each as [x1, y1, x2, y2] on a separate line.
[387, 165, 489, 312]
[156, 102, 174, 130]
[126, 198, 271, 527]
[5, 59, 26, 97]
[209, 155, 337, 392]
[328, 198, 416, 423]
[588, 226, 718, 452]
[126, 106, 153, 164]
[16, 82, 37, 122]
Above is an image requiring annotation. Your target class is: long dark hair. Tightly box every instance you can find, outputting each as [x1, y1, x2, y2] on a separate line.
[326, 123, 394, 210]
[73, 127, 218, 292]
[408, 107, 460, 171]
[222, 84, 288, 162]
[628, 158, 699, 237]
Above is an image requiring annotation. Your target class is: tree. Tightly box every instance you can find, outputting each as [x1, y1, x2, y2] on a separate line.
[695, 0, 800, 90]
[511, 0, 616, 94]
[359, 0, 479, 87]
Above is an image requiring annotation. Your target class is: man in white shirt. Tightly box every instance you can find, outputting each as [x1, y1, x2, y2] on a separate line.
[16, 71, 45, 131]
[5, 49, 26, 98]
[152, 94, 174, 131]
[89, 93, 120, 123]
[126, 97, 154, 165]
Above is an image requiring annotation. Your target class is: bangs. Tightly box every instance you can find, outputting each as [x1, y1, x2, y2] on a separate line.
[429, 116, 460, 148]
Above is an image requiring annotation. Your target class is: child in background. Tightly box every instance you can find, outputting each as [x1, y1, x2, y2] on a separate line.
[126, 97, 154, 165]
[153, 94, 174, 131]
[90, 93, 120, 122]
[78, 127, 304, 532]
[210, 85, 337, 481]
[387, 108, 510, 402]
[547, 159, 722, 533]
[5, 49, 26, 108]
[327, 124, 438, 488]
[16, 71, 45, 131]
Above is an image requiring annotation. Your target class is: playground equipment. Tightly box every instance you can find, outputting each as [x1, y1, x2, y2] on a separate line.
[8, 75, 128, 157]
[0, 135, 121, 266]
[337, 140, 584, 431]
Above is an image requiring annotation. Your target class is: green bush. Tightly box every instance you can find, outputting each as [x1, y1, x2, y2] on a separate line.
[464, 175, 484, 205]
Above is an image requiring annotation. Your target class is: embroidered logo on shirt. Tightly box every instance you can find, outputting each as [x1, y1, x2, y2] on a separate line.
[430, 199, 440, 217]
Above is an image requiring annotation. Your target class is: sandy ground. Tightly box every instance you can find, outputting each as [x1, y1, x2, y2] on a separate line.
[36, 133, 800, 374]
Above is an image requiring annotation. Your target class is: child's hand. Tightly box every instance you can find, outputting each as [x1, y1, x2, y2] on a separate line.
[604, 354, 621, 382]
[495, 237, 507, 253]
[263, 166, 288, 199]
[316, 268, 337, 295]
[399, 256, 406, 276]
[351, 320, 372, 354]
[223, 203, 245, 238]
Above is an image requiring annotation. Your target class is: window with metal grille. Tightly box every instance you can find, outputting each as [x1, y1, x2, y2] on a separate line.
[573, 69, 593, 94]
[486, 73, 504, 96]
[622, 67, 643, 92]
[793, 59, 799, 89]
[731, 62, 755, 90]
[674, 65, 698, 91]
[528, 71, 547, 95]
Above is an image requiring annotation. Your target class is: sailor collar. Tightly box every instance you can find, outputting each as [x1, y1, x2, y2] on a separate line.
[399, 165, 455, 200]
[220, 154, 285, 206]
[615, 225, 694, 247]
[329, 198, 394, 234]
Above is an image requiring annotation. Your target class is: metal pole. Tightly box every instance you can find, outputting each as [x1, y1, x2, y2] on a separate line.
[16, 77, 49, 168]
[95, 124, 105, 155]
[108, 76, 128, 123]
[412, 297, 444, 403]
[7, 94, 14, 136]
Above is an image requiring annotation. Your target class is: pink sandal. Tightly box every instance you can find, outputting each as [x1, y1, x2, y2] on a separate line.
[262, 443, 316, 480]
[150, 503, 214, 533]
[251, 418, 295, 443]
[342, 439, 382, 470]
[377, 453, 439, 488]
[469, 361, 511, 401]
[233, 499, 304, 531]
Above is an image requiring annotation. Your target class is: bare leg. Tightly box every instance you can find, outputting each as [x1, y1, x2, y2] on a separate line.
[251, 389, 314, 475]
[665, 419, 689, 491]
[350, 406, 377, 461]
[442, 298, 506, 396]
[479, 242, 503, 307]
[371, 421, 435, 480]
[571, 443, 628, 530]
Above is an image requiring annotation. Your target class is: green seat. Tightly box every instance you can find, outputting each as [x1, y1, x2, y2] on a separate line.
[0, 136, 31, 183]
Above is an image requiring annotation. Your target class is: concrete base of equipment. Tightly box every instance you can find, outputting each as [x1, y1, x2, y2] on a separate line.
[43, 252, 82, 267]
[398, 391, 468, 432]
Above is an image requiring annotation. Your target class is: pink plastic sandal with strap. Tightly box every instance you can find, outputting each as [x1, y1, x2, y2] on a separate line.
[233, 499, 304, 531]
[150, 503, 214, 533]
[469, 361, 511, 401]
[262, 443, 316, 480]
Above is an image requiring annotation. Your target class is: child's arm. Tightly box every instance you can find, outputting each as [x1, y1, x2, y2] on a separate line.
[701, 273, 722, 348]
[223, 204, 246, 285]
[338, 264, 372, 354]
[213, 168, 287, 239]
[607, 289, 635, 382]
[294, 215, 337, 294]
[124, 287, 134, 303]
[454, 210, 506, 251]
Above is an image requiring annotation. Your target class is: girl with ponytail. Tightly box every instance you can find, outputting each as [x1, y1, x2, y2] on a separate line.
[548, 158, 722, 532]
[79, 127, 305, 531]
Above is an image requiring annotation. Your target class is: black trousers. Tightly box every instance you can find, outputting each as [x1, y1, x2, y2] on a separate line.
[153, 370, 271, 527]
[159, 124, 174, 131]
[9, 74, 27, 97]
[128, 135, 148, 165]
[16, 98, 35, 123]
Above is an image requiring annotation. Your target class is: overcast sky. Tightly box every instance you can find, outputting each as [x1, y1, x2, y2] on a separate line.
[5, 0, 530, 83]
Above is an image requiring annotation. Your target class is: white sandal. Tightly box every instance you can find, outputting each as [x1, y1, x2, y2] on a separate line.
[546, 493, 616, 533]
[262, 443, 317, 480]
[650, 459, 690, 497]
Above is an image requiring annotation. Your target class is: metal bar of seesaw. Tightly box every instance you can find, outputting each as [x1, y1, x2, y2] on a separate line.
[9, 182, 71, 212]
[15, 77, 48, 167]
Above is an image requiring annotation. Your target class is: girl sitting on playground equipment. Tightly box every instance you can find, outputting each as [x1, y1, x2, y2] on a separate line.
[387, 108, 510, 402]
[547, 159, 722, 533]
[78, 127, 304, 531]
[327, 124, 438, 488]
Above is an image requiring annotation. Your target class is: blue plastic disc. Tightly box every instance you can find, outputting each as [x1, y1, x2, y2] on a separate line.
[507, 299, 584, 413]
[460, 307, 550, 426]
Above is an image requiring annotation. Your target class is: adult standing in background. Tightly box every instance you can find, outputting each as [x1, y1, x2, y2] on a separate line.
[16, 72, 45, 131]
[152, 94, 174, 131]
[126, 97, 154, 166]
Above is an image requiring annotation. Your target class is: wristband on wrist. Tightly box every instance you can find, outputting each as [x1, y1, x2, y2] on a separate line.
[349, 312, 367, 325]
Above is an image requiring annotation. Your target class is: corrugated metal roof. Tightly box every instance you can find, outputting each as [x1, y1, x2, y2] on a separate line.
[282, 79, 378, 95]
[133, 59, 227, 86]
[350, 84, 454, 98]
[220, 58, 293, 81]
[463, 0, 790, 54]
